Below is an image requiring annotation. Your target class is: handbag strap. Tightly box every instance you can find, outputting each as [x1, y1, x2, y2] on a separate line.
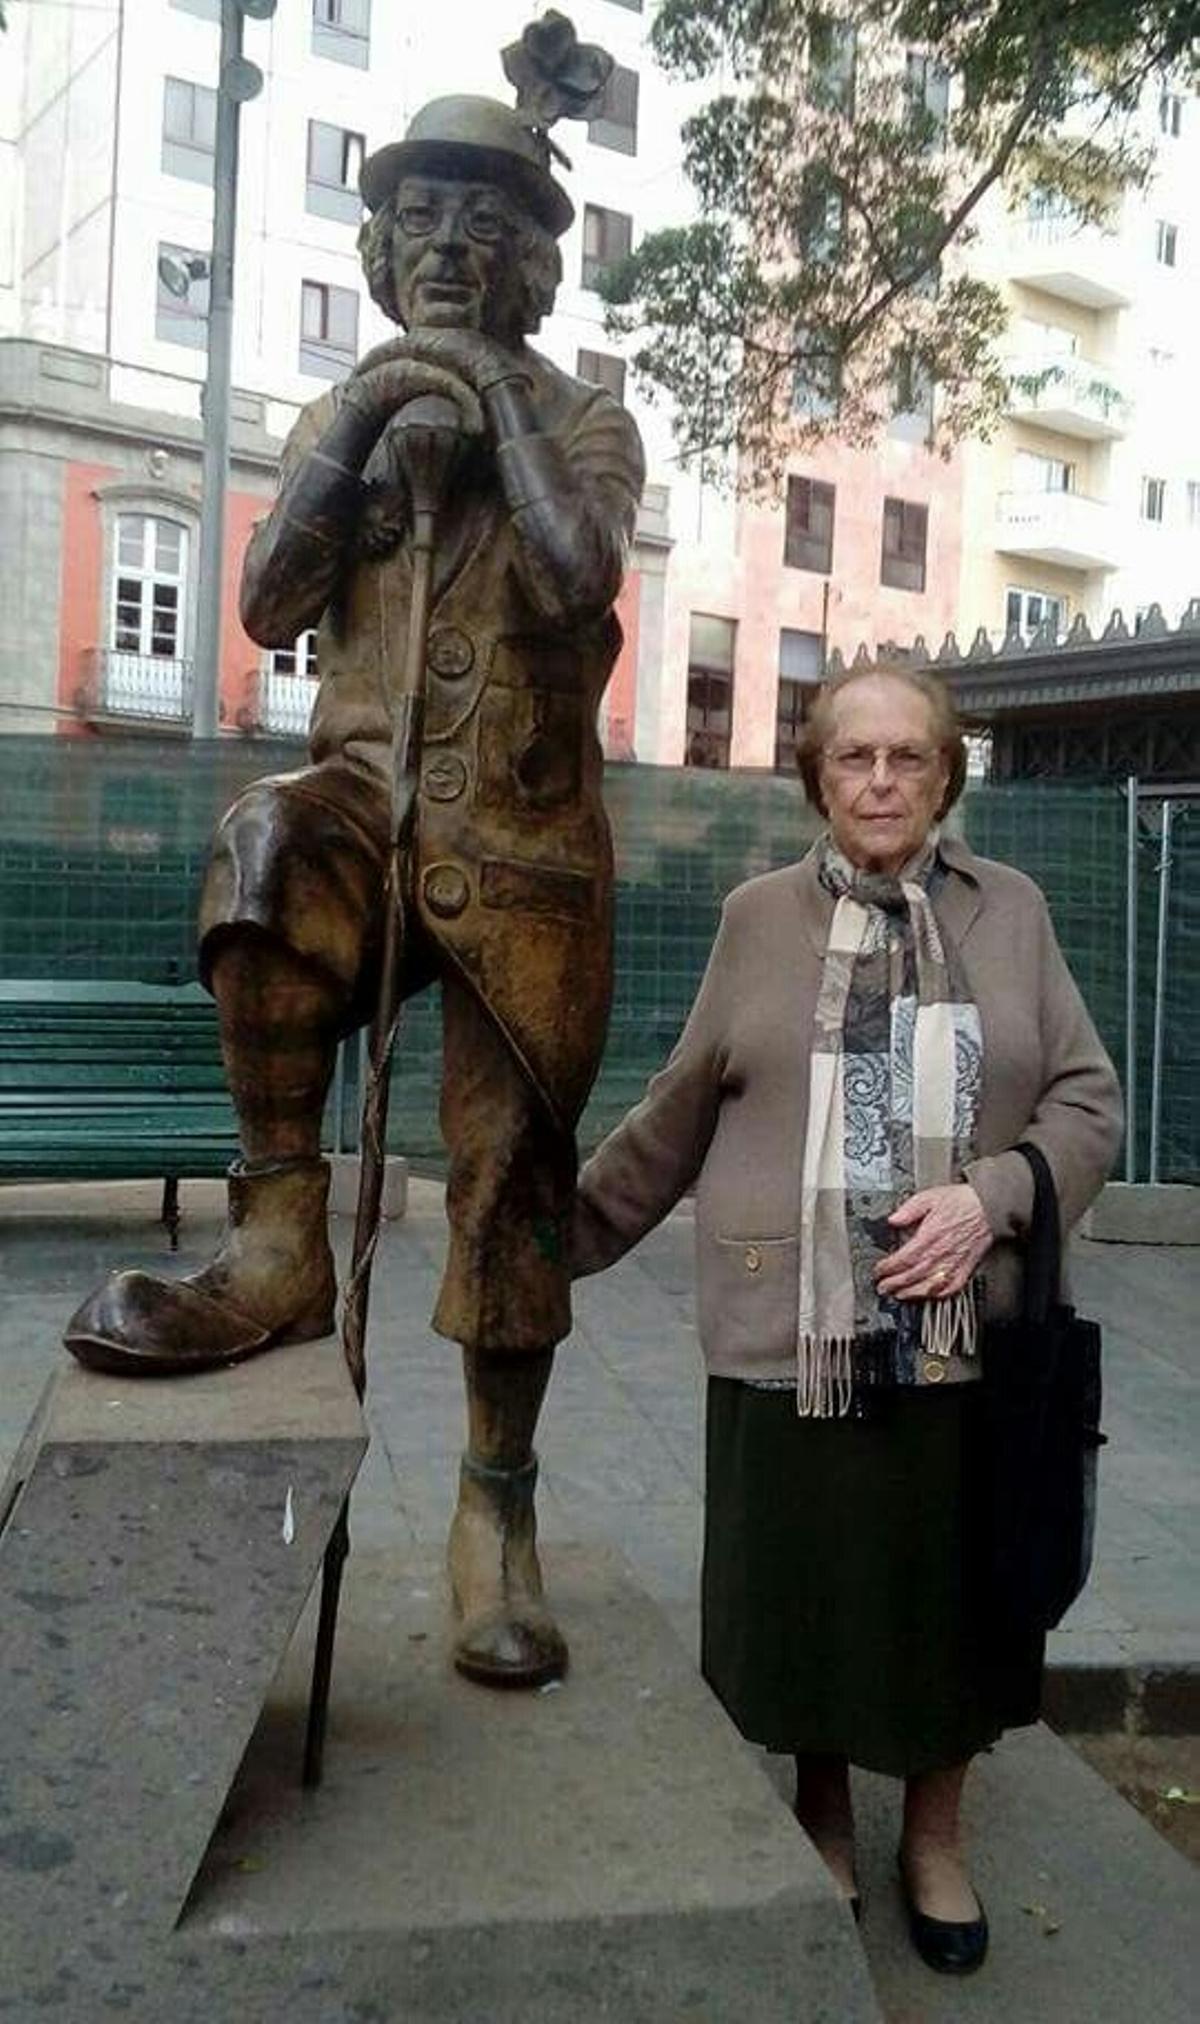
[1014, 1141, 1062, 1324]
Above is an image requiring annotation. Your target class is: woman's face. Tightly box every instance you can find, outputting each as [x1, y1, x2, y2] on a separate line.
[817, 675, 949, 875]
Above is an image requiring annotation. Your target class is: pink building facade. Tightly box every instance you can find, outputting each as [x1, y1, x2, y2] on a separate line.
[627, 433, 965, 773]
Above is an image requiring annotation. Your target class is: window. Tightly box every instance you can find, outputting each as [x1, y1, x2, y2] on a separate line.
[299, 280, 359, 377]
[1006, 588, 1065, 641]
[162, 77, 216, 184]
[604, 1, 643, 10]
[1019, 316, 1079, 358]
[306, 121, 365, 223]
[262, 632, 319, 736]
[581, 204, 632, 289]
[1141, 476, 1166, 523]
[784, 475, 835, 574]
[155, 242, 210, 347]
[110, 516, 189, 661]
[1155, 219, 1178, 267]
[890, 348, 934, 440]
[685, 615, 736, 769]
[312, 0, 370, 69]
[807, 14, 857, 115]
[775, 629, 823, 771]
[791, 327, 841, 421]
[880, 497, 928, 593]
[171, 0, 219, 18]
[588, 64, 639, 155]
[904, 51, 949, 145]
[1187, 480, 1200, 528]
[576, 348, 626, 402]
[794, 167, 844, 265]
[1159, 92, 1182, 138]
[1014, 449, 1075, 493]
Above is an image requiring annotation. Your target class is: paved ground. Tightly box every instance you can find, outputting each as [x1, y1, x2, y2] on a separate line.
[2, 1175, 1197, 2018]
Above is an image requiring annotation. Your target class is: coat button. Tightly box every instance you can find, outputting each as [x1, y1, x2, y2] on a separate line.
[922, 1357, 947, 1384]
[427, 626, 474, 678]
[744, 1245, 762, 1274]
[423, 863, 470, 919]
[423, 754, 467, 802]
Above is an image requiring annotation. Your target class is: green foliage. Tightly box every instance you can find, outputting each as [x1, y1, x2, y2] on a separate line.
[605, 0, 1196, 483]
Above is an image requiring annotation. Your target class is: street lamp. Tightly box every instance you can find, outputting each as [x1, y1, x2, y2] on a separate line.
[191, 0, 277, 740]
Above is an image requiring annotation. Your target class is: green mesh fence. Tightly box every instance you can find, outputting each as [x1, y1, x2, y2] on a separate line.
[0, 735, 1191, 1179]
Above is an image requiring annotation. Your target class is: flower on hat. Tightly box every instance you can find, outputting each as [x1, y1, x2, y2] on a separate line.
[501, 10, 614, 131]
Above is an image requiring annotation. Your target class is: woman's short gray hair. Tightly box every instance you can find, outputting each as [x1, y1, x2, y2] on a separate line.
[357, 193, 562, 335]
[795, 664, 969, 819]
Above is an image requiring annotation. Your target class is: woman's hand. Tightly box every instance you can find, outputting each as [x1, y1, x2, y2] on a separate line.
[873, 1183, 991, 1302]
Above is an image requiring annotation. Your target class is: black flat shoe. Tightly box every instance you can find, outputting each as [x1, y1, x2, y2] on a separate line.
[899, 1865, 988, 1974]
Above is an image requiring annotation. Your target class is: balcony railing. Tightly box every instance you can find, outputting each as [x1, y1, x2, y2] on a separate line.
[994, 489, 1120, 571]
[1007, 213, 1135, 310]
[1005, 352, 1131, 440]
[80, 649, 194, 723]
[252, 664, 318, 739]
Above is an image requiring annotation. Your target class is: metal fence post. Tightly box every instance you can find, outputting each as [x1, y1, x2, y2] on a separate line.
[1148, 798, 1174, 1184]
[1125, 776, 1138, 1182]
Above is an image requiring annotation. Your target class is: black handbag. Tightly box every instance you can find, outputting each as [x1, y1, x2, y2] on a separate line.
[979, 1141, 1105, 1638]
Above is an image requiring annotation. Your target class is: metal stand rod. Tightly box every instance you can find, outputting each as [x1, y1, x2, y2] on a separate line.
[1124, 776, 1139, 1183]
[192, 0, 245, 740]
[1148, 798, 1174, 1185]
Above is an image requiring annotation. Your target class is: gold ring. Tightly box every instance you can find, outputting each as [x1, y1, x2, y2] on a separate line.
[932, 1268, 948, 1288]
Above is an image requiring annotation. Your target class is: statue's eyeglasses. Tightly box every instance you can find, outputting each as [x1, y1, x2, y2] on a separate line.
[396, 196, 514, 245]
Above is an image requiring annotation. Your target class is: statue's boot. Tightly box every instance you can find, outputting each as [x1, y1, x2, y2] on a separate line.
[63, 1155, 336, 1376]
[447, 1452, 568, 1688]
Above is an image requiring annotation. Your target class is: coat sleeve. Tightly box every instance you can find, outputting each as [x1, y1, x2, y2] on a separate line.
[964, 889, 1123, 1238]
[571, 901, 734, 1277]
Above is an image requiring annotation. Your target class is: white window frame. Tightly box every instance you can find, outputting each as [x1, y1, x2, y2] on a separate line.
[1015, 449, 1075, 494]
[162, 77, 217, 184]
[299, 279, 359, 378]
[1141, 475, 1166, 523]
[110, 515, 190, 660]
[1005, 586, 1067, 640]
[306, 120, 365, 223]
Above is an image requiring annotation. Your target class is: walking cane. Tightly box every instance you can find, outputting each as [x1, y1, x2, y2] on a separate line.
[303, 390, 465, 1788]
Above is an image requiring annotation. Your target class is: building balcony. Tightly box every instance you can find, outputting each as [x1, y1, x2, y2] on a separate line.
[994, 490, 1120, 570]
[1007, 214, 1136, 309]
[77, 649, 193, 726]
[245, 663, 317, 739]
[1005, 353, 1131, 440]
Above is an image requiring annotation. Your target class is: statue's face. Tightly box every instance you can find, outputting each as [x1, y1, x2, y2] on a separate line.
[390, 175, 529, 340]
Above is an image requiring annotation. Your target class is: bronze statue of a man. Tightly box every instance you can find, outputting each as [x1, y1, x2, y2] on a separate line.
[65, 30, 645, 1689]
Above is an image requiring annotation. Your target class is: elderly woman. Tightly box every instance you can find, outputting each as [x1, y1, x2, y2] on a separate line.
[572, 667, 1121, 1973]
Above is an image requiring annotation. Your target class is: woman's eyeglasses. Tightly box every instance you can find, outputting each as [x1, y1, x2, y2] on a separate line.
[824, 745, 937, 777]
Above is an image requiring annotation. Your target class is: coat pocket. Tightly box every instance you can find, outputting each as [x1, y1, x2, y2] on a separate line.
[698, 1233, 798, 1374]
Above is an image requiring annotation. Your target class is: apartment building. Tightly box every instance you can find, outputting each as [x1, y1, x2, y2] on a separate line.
[956, 80, 1200, 649]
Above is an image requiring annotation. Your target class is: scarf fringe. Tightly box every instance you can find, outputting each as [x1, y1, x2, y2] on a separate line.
[920, 1284, 979, 1361]
[796, 1288, 979, 1420]
[795, 1332, 855, 1419]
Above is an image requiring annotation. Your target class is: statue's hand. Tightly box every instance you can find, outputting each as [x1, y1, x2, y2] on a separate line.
[342, 354, 484, 437]
[403, 329, 533, 399]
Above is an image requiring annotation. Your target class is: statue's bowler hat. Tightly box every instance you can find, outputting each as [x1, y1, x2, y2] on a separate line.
[360, 97, 574, 237]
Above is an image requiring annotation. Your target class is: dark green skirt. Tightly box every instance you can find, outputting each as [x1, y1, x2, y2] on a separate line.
[701, 1376, 1043, 1777]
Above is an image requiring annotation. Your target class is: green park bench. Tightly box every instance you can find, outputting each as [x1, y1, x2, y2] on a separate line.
[0, 979, 239, 1246]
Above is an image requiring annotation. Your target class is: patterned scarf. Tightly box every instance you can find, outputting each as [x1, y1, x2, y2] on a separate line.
[796, 836, 983, 1417]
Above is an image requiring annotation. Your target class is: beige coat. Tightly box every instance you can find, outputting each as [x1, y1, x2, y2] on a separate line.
[573, 836, 1123, 1384]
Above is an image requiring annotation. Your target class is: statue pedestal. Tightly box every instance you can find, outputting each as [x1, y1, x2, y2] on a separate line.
[0, 1339, 365, 1993]
[1, 1368, 877, 2020]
